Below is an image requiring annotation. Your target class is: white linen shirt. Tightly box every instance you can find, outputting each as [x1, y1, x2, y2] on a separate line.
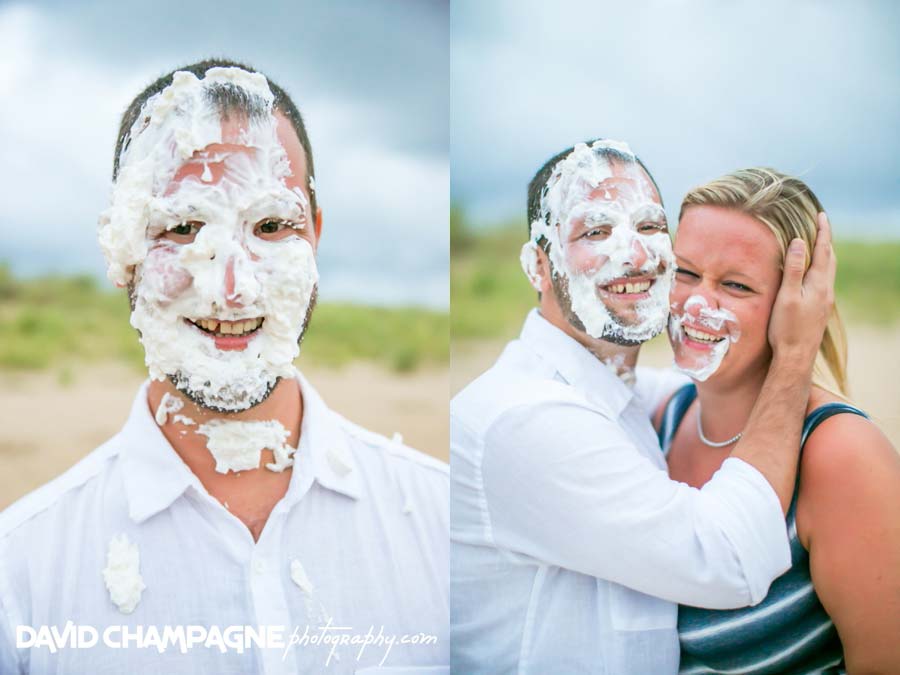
[450, 310, 791, 675]
[0, 372, 449, 675]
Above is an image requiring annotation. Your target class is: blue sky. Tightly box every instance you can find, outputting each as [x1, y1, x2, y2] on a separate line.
[0, 0, 449, 307]
[452, 0, 900, 239]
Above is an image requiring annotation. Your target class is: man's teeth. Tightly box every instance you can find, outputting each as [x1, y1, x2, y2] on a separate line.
[683, 325, 724, 343]
[606, 280, 652, 294]
[193, 317, 263, 336]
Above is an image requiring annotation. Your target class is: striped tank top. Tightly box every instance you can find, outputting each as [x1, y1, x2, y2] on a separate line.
[658, 384, 867, 675]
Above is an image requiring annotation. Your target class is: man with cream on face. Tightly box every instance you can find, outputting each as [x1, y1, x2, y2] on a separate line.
[450, 139, 836, 673]
[0, 60, 448, 674]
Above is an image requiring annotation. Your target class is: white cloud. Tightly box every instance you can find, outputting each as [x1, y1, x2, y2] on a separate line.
[452, 0, 900, 237]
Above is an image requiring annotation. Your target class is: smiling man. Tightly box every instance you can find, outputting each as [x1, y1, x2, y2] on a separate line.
[0, 60, 448, 674]
[450, 139, 836, 673]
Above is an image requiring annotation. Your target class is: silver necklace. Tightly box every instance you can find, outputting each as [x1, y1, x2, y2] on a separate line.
[696, 404, 743, 448]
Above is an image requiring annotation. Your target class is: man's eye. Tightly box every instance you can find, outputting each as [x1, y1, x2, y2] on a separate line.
[258, 220, 283, 234]
[676, 267, 699, 279]
[638, 221, 666, 234]
[583, 226, 612, 239]
[256, 219, 293, 235]
[725, 281, 753, 292]
[166, 221, 203, 237]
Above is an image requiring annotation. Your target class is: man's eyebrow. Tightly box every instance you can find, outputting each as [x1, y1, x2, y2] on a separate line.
[675, 253, 696, 267]
[633, 203, 666, 220]
[578, 205, 618, 221]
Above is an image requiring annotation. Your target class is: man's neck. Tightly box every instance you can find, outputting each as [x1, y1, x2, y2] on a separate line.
[538, 306, 641, 381]
[147, 375, 303, 542]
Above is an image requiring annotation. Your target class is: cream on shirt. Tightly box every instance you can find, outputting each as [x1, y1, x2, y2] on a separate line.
[0, 372, 449, 675]
[450, 310, 791, 675]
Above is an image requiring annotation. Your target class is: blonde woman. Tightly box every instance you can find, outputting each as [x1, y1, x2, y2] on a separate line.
[654, 169, 900, 674]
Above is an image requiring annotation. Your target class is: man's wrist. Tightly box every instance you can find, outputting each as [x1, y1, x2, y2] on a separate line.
[769, 345, 818, 379]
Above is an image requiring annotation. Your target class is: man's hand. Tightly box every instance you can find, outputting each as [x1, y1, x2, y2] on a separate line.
[767, 212, 836, 364]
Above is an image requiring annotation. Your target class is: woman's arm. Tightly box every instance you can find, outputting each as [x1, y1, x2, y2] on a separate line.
[797, 414, 900, 674]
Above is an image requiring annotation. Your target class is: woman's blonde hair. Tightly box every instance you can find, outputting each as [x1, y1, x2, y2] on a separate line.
[679, 168, 848, 397]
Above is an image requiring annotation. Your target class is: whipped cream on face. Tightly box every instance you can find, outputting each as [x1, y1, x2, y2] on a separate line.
[669, 294, 741, 381]
[154, 391, 184, 425]
[98, 67, 318, 412]
[194, 419, 296, 474]
[102, 534, 146, 614]
[520, 140, 674, 343]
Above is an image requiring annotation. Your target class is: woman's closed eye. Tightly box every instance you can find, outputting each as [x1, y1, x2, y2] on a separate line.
[675, 267, 699, 279]
[724, 281, 754, 292]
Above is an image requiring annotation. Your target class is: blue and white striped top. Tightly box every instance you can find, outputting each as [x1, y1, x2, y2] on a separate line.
[658, 384, 866, 675]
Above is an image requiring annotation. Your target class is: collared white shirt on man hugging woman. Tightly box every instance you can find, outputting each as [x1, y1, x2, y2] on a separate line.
[0, 372, 449, 675]
[450, 309, 792, 675]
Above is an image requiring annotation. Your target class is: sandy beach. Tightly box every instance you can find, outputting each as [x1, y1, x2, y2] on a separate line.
[3, 321, 897, 510]
[0, 362, 448, 510]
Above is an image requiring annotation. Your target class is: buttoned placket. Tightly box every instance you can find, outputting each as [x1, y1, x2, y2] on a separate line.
[184, 458, 316, 675]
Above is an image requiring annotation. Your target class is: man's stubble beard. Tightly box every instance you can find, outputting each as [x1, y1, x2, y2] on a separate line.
[548, 265, 662, 348]
[128, 279, 319, 413]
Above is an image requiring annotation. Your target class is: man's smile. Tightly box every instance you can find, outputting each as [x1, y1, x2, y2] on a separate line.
[185, 317, 265, 351]
[597, 274, 656, 300]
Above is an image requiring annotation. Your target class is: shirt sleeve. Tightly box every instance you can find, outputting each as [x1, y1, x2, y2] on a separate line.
[0, 544, 23, 675]
[481, 401, 790, 609]
[633, 366, 690, 417]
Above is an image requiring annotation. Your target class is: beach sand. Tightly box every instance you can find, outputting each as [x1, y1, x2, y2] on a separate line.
[0, 362, 448, 509]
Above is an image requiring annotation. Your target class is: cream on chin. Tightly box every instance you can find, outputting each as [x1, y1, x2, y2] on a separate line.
[131, 235, 317, 412]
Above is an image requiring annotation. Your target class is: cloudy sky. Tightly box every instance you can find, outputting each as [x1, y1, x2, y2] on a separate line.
[0, 0, 448, 307]
[452, 0, 900, 239]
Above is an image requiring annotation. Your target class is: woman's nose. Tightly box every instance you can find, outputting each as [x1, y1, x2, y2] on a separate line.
[685, 288, 719, 318]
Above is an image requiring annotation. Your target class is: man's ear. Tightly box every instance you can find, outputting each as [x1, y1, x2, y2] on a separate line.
[535, 245, 553, 296]
[116, 265, 135, 289]
[313, 207, 323, 251]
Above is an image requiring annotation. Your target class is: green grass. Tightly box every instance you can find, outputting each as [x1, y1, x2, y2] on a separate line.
[451, 218, 900, 342]
[0, 265, 448, 373]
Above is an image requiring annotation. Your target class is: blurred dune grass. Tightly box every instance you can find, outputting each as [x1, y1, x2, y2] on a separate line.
[0, 265, 448, 374]
[451, 207, 900, 342]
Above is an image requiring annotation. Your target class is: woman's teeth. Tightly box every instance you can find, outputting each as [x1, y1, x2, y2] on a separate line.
[606, 280, 652, 294]
[683, 325, 724, 343]
[190, 317, 264, 336]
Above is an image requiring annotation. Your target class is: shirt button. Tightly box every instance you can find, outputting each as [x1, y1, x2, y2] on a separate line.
[254, 560, 265, 574]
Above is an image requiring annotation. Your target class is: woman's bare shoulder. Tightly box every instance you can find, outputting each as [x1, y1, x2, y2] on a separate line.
[799, 391, 899, 522]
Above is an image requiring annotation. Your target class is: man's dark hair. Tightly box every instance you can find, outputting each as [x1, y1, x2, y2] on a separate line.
[112, 58, 317, 216]
[526, 138, 662, 239]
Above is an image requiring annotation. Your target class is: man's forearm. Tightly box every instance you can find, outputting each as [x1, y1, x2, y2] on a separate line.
[731, 350, 814, 513]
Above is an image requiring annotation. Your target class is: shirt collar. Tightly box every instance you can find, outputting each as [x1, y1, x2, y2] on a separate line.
[120, 372, 361, 524]
[518, 308, 635, 417]
[119, 380, 201, 524]
[291, 370, 362, 503]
